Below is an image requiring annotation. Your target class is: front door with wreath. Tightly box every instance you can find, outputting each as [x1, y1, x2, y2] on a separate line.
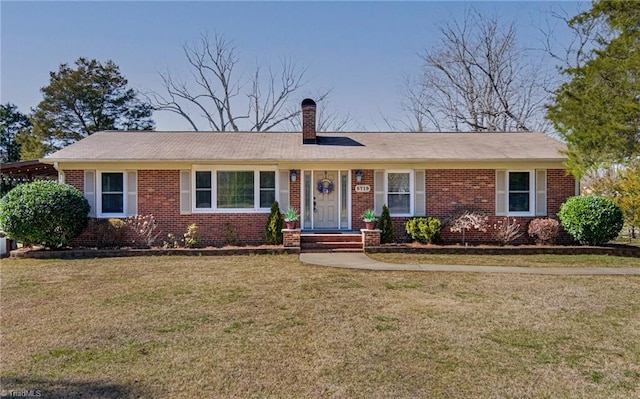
[313, 170, 339, 229]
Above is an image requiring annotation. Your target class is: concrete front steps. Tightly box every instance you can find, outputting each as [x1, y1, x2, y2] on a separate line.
[300, 233, 363, 253]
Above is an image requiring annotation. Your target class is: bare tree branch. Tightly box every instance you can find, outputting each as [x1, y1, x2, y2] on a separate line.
[399, 10, 552, 133]
[149, 32, 335, 132]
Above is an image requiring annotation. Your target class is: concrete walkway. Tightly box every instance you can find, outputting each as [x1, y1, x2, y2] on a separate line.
[299, 252, 640, 275]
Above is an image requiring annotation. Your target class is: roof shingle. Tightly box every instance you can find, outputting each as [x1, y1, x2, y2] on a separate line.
[43, 131, 566, 163]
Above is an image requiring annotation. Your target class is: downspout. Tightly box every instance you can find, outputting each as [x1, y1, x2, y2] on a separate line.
[53, 162, 65, 184]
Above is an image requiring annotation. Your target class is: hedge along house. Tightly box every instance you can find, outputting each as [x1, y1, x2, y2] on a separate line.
[42, 99, 576, 246]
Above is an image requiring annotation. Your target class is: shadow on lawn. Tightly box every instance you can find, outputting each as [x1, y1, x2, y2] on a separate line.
[0, 376, 154, 398]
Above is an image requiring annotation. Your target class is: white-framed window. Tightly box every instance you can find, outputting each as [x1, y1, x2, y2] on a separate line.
[386, 170, 413, 216]
[217, 171, 255, 209]
[508, 171, 532, 213]
[97, 171, 126, 217]
[496, 170, 536, 216]
[259, 171, 276, 208]
[195, 171, 212, 208]
[192, 168, 276, 212]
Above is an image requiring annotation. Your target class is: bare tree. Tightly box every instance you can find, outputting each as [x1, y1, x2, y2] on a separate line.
[147, 33, 323, 132]
[401, 11, 552, 132]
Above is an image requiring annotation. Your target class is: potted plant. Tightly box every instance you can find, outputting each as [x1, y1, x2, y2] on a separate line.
[283, 207, 299, 229]
[362, 209, 377, 230]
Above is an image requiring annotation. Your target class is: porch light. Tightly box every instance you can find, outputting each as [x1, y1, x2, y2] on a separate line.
[290, 170, 297, 182]
[355, 170, 363, 182]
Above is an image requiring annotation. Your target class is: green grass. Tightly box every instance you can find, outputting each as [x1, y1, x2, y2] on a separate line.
[369, 253, 640, 267]
[2, 255, 639, 398]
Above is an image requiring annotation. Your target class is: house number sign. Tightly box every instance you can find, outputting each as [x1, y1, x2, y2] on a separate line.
[355, 185, 371, 193]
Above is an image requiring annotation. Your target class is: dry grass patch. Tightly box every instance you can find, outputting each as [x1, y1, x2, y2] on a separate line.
[1, 255, 639, 398]
[369, 253, 640, 268]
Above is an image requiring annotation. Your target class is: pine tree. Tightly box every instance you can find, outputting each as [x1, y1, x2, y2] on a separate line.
[378, 205, 395, 244]
[264, 201, 283, 245]
[547, 1, 640, 177]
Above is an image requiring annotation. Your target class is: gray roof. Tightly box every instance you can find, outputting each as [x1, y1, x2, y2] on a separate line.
[43, 131, 566, 164]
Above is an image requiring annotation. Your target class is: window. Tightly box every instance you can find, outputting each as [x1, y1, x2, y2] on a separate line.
[387, 172, 411, 215]
[193, 169, 276, 212]
[217, 171, 254, 208]
[508, 172, 531, 212]
[259, 171, 276, 208]
[101, 172, 124, 215]
[90, 171, 136, 218]
[195, 171, 212, 208]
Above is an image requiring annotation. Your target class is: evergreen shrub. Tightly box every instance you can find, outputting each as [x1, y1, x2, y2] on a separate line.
[0, 180, 89, 248]
[558, 196, 623, 245]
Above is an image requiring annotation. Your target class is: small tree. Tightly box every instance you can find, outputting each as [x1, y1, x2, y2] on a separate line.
[264, 201, 283, 245]
[558, 196, 624, 246]
[0, 181, 89, 248]
[449, 211, 488, 245]
[377, 205, 395, 244]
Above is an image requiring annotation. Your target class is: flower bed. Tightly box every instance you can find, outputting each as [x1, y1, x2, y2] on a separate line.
[9, 245, 298, 259]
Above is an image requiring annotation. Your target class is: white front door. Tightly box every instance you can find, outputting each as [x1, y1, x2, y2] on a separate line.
[314, 170, 339, 229]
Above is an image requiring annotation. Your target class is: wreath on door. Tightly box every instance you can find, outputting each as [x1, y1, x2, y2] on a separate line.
[317, 178, 335, 194]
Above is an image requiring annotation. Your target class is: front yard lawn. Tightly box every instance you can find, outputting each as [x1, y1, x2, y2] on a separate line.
[368, 253, 640, 268]
[2, 255, 639, 398]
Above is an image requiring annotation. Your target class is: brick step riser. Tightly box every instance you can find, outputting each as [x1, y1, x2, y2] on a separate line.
[301, 236, 362, 244]
[301, 248, 364, 253]
[301, 244, 362, 250]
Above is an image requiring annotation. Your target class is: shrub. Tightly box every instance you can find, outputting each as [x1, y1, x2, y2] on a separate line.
[405, 217, 442, 244]
[125, 214, 160, 248]
[163, 233, 180, 249]
[558, 196, 624, 245]
[492, 218, 523, 245]
[378, 205, 395, 244]
[182, 223, 199, 248]
[89, 218, 127, 248]
[224, 223, 239, 246]
[265, 201, 283, 245]
[0, 180, 89, 248]
[527, 218, 560, 245]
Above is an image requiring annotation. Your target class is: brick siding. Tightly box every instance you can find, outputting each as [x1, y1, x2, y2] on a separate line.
[351, 169, 374, 230]
[64, 167, 576, 247]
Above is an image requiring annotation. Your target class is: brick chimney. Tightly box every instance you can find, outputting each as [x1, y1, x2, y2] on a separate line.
[301, 98, 316, 144]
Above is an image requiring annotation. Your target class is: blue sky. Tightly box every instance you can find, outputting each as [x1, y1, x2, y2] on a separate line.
[1, 1, 588, 131]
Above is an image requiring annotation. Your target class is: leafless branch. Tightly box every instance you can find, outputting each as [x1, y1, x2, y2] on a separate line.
[149, 32, 324, 132]
[399, 10, 552, 133]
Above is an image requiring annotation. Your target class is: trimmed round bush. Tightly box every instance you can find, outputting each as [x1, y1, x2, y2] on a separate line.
[527, 218, 560, 245]
[0, 181, 90, 248]
[405, 217, 442, 244]
[557, 196, 623, 246]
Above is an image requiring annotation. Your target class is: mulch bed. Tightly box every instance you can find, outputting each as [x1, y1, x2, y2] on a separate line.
[368, 243, 640, 257]
[8, 245, 299, 259]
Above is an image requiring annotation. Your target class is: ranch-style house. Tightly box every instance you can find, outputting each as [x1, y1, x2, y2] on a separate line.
[42, 99, 576, 247]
